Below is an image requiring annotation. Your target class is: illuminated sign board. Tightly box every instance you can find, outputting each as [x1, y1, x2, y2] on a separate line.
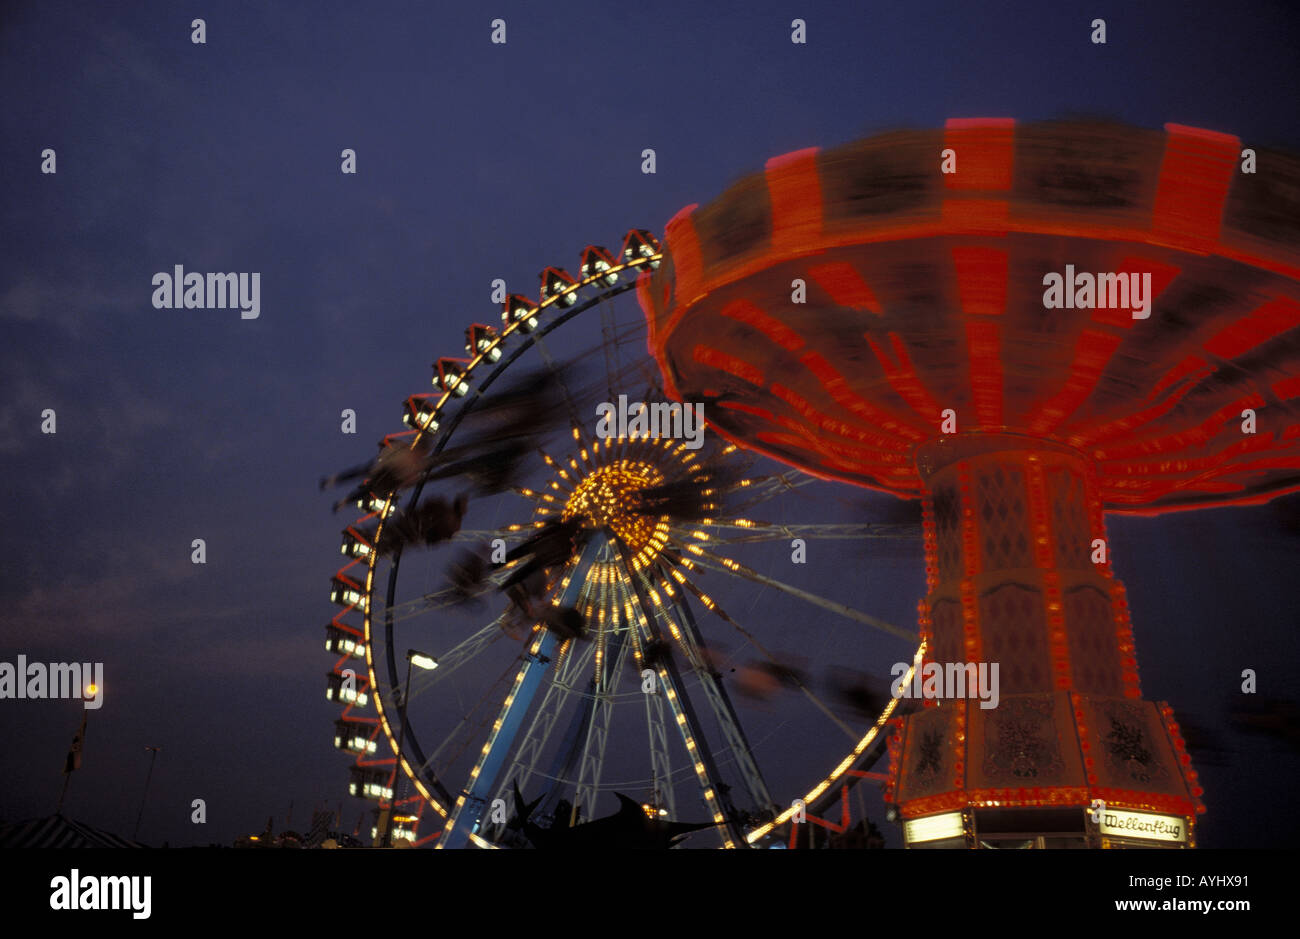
[904, 811, 965, 844]
[1099, 809, 1186, 843]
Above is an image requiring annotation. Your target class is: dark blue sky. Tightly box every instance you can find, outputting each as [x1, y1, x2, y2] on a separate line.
[2, 0, 1298, 848]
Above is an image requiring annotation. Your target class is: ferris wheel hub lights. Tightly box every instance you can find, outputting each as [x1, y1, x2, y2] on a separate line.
[557, 458, 674, 567]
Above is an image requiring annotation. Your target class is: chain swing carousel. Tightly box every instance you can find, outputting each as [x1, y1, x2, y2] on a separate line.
[643, 118, 1300, 848]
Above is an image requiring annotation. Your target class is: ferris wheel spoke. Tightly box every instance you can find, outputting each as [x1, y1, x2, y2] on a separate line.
[599, 295, 621, 404]
[663, 560, 862, 744]
[376, 582, 471, 628]
[639, 634, 679, 821]
[403, 615, 510, 700]
[377, 552, 527, 626]
[602, 561, 679, 822]
[641, 565, 777, 818]
[447, 528, 526, 544]
[699, 520, 921, 544]
[528, 629, 630, 828]
[416, 656, 518, 782]
[530, 331, 587, 440]
[742, 639, 927, 847]
[559, 548, 634, 823]
[723, 469, 818, 511]
[682, 544, 915, 642]
[614, 541, 743, 847]
[569, 596, 637, 825]
[602, 302, 652, 388]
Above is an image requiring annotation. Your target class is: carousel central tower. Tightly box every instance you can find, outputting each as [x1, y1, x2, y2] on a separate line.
[896, 433, 1196, 847]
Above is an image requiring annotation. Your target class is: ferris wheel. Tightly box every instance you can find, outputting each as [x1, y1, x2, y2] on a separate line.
[323, 231, 926, 848]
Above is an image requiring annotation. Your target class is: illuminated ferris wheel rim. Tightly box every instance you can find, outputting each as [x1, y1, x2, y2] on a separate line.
[365, 239, 659, 829]
[327, 233, 923, 848]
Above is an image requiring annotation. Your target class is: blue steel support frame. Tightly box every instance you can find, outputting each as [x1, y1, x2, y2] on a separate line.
[439, 531, 606, 848]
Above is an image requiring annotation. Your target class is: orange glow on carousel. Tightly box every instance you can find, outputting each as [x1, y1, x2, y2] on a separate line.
[641, 118, 1300, 848]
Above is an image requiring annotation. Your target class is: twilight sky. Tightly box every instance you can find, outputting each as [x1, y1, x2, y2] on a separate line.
[1, 0, 1298, 848]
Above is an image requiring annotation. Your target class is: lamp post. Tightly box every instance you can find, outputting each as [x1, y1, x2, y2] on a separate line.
[55, 681, 99, 815]
[381, 649, 438, 847]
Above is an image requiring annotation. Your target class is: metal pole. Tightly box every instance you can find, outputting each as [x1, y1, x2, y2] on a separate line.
[132, 746, 161, 841]
[56, 709, 89, 815]
[382, 661, 414, 848]
[55, 773, 72, 816]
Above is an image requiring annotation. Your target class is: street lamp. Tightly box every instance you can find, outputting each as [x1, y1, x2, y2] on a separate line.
[381, 649, 437, 847]
[55, 680, 100, 815]
[408, 652, 438, 672]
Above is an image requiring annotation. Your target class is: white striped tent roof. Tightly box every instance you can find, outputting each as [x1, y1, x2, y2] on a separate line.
[0, 814, 144, 848]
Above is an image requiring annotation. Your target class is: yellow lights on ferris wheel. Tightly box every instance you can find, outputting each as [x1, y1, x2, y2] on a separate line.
[333, 244, 924, 851]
